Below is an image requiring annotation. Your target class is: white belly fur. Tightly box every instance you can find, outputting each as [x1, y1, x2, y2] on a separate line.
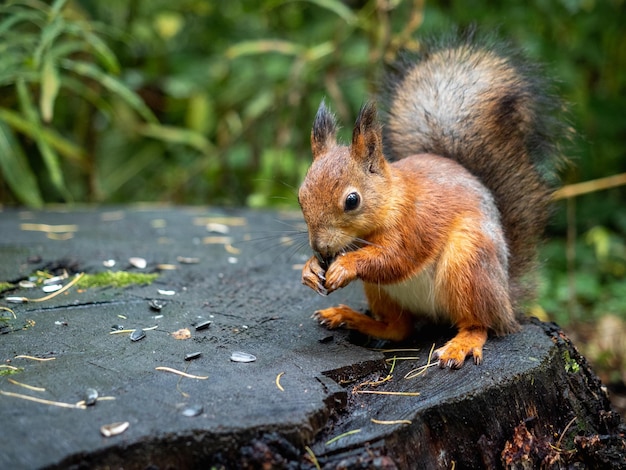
[380, 263, 446, 321]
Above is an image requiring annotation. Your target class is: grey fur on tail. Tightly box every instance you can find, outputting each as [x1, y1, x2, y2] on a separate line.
[379, 28, 570, 306]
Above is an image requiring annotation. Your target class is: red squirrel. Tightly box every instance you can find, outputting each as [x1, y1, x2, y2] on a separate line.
[298, 31, 567, 368]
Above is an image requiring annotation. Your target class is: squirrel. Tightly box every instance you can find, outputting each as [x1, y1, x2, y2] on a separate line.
[298, 30, 568, 368]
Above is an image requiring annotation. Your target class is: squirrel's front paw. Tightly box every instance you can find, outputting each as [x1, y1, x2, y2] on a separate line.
[302, 256, 328, 295]
[324, 254, 358, 293]
[313, 305, 352, 329]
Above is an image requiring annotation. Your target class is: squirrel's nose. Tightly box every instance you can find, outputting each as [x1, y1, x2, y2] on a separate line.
[311, 241, 331, 258]
[309, 236, 323, 256]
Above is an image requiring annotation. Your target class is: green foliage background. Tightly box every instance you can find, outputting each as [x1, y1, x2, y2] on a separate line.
[1, 0, 624, 209]
[1, 0, 625, 383]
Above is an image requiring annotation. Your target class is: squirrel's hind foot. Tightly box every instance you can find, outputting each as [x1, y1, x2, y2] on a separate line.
[313, 304, 414, 342]
[434, 326, 488, 369]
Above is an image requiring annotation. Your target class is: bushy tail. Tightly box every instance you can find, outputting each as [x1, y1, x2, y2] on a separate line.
[380, 29, 569, 303]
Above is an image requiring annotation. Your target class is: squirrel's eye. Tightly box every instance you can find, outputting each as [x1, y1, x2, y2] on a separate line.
[344, 192, 361, 211]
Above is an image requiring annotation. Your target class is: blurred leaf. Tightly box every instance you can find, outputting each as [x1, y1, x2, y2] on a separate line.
[16, 78, 70, 200]
[0, 121, 43, 207]
[50, 0, 69, 17]
[153, 11, 184, 40]
[59, 59, 158, 123]
[58, 74, 114, 118]
[40, 57, 60, 122]
[63, 24, 121, 74]
[34, 14, 64, 69]
[136, 123, 214, 154]
[226, 40, 304, 58]
[101, 141, 163, 197]
[585, 226, 611, 260]
[304, 0, 357, 24]
[0, 10, 45, 35]
[0, 108, 85, 164]
[243, 90, 274, 121]
[305, 41, 335, 61]
[185, 92, 214, 135]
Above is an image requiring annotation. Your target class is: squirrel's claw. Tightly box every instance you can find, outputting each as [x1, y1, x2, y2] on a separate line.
[302, 255, 328, 295]
[434, 327, 487, 369]
[323, 254, 357, 292]
[313, 306, 349, 329]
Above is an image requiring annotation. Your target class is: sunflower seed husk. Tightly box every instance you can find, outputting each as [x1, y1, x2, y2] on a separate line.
[149, 299, 164, 311]
[100, 421, 129, 437]
[130, 329, 146, 342]
[194, 320, 212, 331]
[184, 352, 202, 361]
[85, 388, 98, 406]
[129, 257, 147, 269]
[181, 404, 203, 417]
[230, 351, 256, 363]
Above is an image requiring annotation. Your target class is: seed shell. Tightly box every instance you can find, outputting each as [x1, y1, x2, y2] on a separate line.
[194, 320, 212, 331]
[230, 351, 256, 363]
[100, 421, 129, 437]
[85, 388, 98, 406]
[42, 284, 62, 293]
[129, 257, 147, 269]
[149, 299, 164, 311]
[181, 404, 203, 417]
[184, 352, 202, 361]
[130, 329, 146, 342]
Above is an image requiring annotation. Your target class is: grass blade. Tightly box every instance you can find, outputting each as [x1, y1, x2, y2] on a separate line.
[0, 10, 45, 36]
[136, 123, 215, 154]
[16, 77, 71, 200]
[0, 121, 43, 207]
[226, 39, 304, 59]
[34, 14, 64, 69]
[0, 107, 85, 164]
[64, 23, 120, 74]
[60, 59, 158, 124]
[40, 56, 60, 122]
[50, 0, 69, 17]
[305, 0, 357, 24]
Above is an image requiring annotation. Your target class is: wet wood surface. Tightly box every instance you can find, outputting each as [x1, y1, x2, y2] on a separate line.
[0, 207, 623, 469]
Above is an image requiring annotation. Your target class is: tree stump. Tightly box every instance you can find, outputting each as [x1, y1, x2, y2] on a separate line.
[0, 208, 623, 469]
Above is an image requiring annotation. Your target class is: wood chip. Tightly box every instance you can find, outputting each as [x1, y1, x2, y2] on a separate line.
[354, 390, 420, 397]
[202, 236, 232, 245]
[325, 429, 361, 446]
[0, 390, 85, 409]
[155, 367, 208, 380]
[275, 372, 285, 392]
[100, 421, 129, 437]
[193, 216, 247, 227]
[14, 355, 56, 362]
[171, 328, 191, 340]
[7, 378, 46, 392]
[371, 418, 412, 425]
[20, 223, 78, 233]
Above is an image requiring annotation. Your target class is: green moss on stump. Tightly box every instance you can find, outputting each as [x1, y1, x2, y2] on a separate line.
[77, 271, 159, 289]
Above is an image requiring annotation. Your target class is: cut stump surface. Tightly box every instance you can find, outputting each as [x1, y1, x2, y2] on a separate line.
[0, 207, 623, 469]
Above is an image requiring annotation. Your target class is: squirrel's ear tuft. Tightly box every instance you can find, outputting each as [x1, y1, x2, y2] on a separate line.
[352, 102, 385, 172]
[311, 100, 338, 160]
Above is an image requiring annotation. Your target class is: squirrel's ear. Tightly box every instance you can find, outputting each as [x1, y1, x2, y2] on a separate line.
[351, 102, 385, 173]
[311, 100, 338, 160]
